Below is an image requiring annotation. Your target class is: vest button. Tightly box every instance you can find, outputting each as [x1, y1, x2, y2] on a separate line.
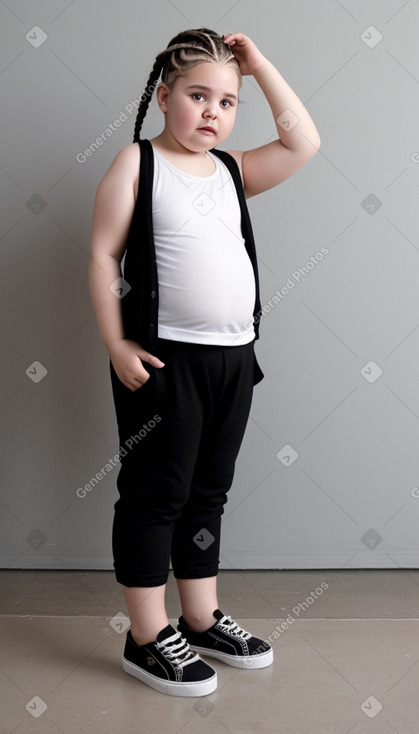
[151, 290, 156, 299]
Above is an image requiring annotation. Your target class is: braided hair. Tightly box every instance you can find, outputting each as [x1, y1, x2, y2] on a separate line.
[133, 28, 242, 143]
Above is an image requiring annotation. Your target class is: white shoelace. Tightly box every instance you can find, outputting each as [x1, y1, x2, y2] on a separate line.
[218, 615, 252, 640]
[156, 630, 199, 668]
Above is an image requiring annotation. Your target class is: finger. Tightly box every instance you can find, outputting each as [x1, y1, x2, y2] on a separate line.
[223, 32, 243, 44]
[127, 374, 148, 391]
[139, 351, 165, 368]
[134, 371, 150, 387]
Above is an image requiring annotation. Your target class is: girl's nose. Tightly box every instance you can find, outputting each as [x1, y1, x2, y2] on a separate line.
[203, 105, 217, 119]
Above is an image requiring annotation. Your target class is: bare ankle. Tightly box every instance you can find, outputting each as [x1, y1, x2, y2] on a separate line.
[176, 577, 218, 632]
[183, 612, 215, 633]
[122, 583, 168, 646]
[130, 621, 169, 646]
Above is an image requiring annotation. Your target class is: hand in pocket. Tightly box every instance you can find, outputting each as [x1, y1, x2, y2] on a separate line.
[108, 339, 165, 392]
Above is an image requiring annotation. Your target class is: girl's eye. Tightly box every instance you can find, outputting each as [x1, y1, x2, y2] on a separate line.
[190, 94, 233, 108]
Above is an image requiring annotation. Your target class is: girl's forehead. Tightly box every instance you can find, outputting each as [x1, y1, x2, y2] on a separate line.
[180, 61, 239, 88]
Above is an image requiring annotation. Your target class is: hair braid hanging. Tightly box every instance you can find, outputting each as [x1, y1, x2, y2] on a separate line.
[132, 55, 166, 144]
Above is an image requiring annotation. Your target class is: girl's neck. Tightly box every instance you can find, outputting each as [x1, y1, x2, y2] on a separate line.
[150, 132, 209, 159]
[150, 132, 216, 176]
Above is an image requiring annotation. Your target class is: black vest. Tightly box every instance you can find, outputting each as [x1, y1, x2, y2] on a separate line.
[121, 138, 262, 352]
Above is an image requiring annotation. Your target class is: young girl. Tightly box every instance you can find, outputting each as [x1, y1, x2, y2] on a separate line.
[89, 28, 320, 697]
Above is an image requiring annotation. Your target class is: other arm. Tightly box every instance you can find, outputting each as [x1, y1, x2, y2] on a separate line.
[88, 143, 164, 391]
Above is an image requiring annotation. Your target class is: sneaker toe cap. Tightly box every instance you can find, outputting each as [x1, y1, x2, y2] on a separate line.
[181, 658, 216, 683]
[248, 638, 272, 655]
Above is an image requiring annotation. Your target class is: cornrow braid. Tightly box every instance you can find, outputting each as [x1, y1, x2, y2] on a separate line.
[132, 55, 166, 144]
[133, 27, 242, 143]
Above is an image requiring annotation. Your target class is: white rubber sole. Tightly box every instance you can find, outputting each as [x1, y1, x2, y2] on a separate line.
[189, 645, 274, 669]
[122, 657, 217, 697]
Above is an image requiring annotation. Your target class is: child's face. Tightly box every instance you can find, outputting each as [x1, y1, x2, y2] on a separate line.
[158, 61, 239, 151]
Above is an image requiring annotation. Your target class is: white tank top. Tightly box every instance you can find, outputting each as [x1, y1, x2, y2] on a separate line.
[151, 147, 256, 346]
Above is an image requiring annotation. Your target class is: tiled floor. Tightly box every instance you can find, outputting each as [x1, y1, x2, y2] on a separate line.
[1, 569, 419, 733]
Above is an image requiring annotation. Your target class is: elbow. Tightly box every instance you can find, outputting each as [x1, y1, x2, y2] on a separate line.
[309, 132, 321, 154]
[299, 130, 321, 159]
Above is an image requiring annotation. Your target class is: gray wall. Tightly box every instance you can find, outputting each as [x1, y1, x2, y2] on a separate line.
[1, 0, 419, 571]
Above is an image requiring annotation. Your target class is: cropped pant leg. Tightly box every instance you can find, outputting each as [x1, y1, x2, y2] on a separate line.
[109, 338, 259, 588]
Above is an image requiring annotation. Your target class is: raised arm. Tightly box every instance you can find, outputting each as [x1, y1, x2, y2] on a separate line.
[223, 32, 321, 198]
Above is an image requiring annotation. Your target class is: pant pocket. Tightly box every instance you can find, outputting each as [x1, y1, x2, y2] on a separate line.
[109, 359, 166, 434]
[253, 352, 264, 386]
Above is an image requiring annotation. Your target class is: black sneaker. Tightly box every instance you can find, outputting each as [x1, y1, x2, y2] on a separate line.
[122, 624, 217, 696]
[178, 609, 273, 669]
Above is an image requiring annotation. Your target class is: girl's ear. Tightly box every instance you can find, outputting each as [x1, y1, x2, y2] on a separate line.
[155, 82, 170, 113]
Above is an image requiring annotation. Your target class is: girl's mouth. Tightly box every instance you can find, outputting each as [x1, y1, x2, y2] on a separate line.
[198, 127, 216, 134]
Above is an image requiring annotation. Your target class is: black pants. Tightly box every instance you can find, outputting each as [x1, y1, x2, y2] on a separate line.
[109, 337, 263, 587]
